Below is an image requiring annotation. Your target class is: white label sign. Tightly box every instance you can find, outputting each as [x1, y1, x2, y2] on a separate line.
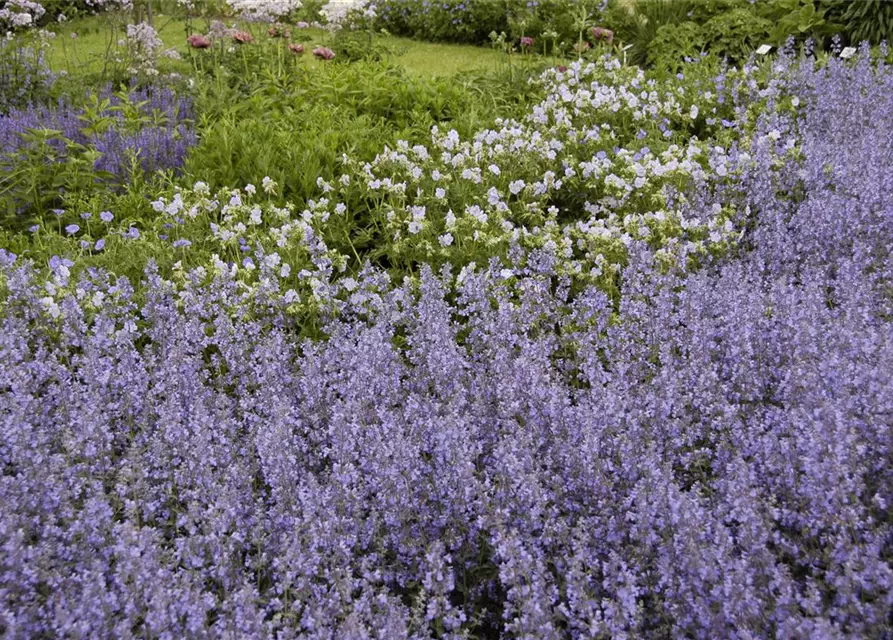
[840, 47, 857, 59]
[756, 44, 772, 55]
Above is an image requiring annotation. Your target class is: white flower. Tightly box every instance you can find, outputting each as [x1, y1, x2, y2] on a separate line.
[227, 0, 301, 21]
[43, 298, 61, 318]
[283, 289, 299, 303]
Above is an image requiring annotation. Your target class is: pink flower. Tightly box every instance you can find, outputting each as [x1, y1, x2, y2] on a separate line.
[268, 25, 291, 38]
[592, 26, 614, 43]
[556, 65, 568, 73]
[232, 31, 254, 44]
[312, 46, 335, 61]
[289, 43, 305, 54]
[187, 34, 211, 49]
[520, 36, 534, 48]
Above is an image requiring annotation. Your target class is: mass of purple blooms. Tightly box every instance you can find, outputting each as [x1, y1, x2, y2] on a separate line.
[0, 85, 196, 183]
[1, 52, 892, 637]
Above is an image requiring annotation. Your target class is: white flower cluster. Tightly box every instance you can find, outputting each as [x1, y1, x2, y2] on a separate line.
[108, 55, 745, 302]
[0, 0, 45, 29]
[227, 0, 302, 22]
[85, 0, 133, 7]
[148, 178, 346, 296]
[124, 21, 163, 75]
[328, 57, 738, 281]
[320, 0, 366, 29]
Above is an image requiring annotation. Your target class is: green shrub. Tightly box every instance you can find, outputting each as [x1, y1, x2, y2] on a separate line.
[369, 0, 606, 46]
[757, 0, 842, 46]
[683, 0, 749, 23]
[185, 60, 534, 207]
[702, 8, 772, 64]
[505, 0, 607, 51]
[603, 0, 696, 67]
[0, 129, 105, 229]
[329, 29, 390, 63]
[647, 21, 705, 72]
[837, 0, 893, 45]
[382, 0, 510, 44]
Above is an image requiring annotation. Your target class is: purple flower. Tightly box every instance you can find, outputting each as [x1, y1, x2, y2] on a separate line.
[65, 224, 79, 235]
[0, 40, 891, 640]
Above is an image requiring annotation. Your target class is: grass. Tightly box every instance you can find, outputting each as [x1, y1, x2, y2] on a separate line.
[37, 13, 512, 80]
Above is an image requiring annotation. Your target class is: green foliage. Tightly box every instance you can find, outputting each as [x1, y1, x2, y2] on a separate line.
[603, 0, 860, 69]
[186, 59, 537, 208]
[603, 0, 696, 67]
[702, 8, 772, 64]
[682, 0, 747, 23]
[370, 0, 607, 46]
[838, 0, 893, 45]
[329, 29, 390, 63]
[0, 128, 106, 229]
[405, 0, 509, 44]
[758, 0, 842, 46]
[296, 0, 332, 23]
[33, 1, 110, 23]
[505, 0, 607, 52]
[0, 39, 57, 113]
[0, 87, 191, 229]
[647, 21, 704, 72]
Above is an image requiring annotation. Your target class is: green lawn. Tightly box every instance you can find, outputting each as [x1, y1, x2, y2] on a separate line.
[37, 14, 510, 79]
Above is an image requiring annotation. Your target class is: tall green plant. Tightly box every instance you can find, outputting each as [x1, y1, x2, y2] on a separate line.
[837, 0, 893, 45]
[603, 0, 696, 67]
[758, 0, 842, 46]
